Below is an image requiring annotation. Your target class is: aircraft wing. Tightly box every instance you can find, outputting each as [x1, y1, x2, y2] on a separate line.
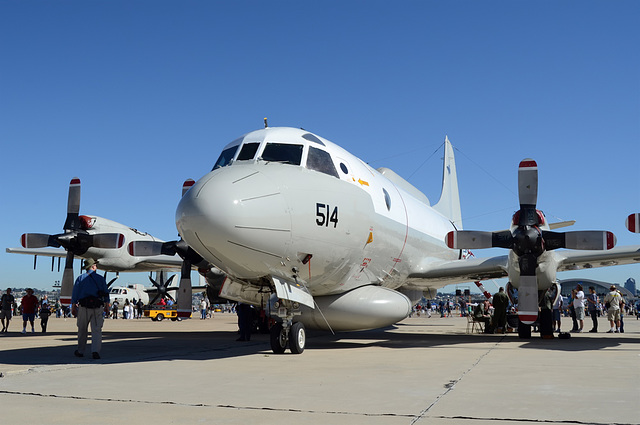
[404, 245, 640, 291]
[6, 246, 184, 271]
[555, 245, 640, 271]
[6, 247, 67, 258]
[404, 255, 509, 289]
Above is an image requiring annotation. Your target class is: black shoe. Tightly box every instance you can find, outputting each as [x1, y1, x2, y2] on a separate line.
[92, 352, 100, 359]
[74, 350, 84, 358]
[588, 329, 597, 333]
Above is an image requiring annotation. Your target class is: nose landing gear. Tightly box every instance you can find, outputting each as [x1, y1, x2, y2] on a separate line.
[269, 299, 306, 354]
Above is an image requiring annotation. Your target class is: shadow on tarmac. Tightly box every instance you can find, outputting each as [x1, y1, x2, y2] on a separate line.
[0, 325, 631, 367]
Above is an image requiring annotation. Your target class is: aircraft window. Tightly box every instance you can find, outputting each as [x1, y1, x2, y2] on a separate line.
[340, 163, 348, 174]
[383, 188, 392, 210]
[213, 145, 239, 170]
[261, 143, 303, 165]
[237, 143, 260, 161]
[302, 133, 325, 146]
[307, 146, 339, 178]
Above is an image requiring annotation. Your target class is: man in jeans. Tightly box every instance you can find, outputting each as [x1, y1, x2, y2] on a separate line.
[586, 286, 599, 333]
[71, 259, 110, 359]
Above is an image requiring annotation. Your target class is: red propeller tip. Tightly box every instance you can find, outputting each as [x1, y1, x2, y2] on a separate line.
[518, 159, 537, 169]
[70, 177, 81, 186]
[445, 232, 456, 249]
[606, 232, 616, 249]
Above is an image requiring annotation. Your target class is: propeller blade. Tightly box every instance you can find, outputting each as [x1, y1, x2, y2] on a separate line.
[182, 179, 195, 197]
[543, 230, 616, 251]
[128, 240, 168, 256]
[445, 230, 512, 249]
[626, 213, 640, 233]
[21, 233, 59, 248]
[177, 260, 193, 318]
[60, 251, 75, 306]
[517, 159, 538, 210]
[517, 274, 539, 325]
[63, 177, 82, 231]
[107, 272, 119, 289]
[92, 233, 125, 249]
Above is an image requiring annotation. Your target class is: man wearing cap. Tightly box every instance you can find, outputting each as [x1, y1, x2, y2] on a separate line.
[71, 258, 110, 359]
[603, 285, 623, 333]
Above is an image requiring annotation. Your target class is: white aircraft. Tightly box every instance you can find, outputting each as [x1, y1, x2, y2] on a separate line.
[146, 125, 640, 354]
[6, 177, 187, 306]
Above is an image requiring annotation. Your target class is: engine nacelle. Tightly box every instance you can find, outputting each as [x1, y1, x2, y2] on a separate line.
[296, 285, 412, 331]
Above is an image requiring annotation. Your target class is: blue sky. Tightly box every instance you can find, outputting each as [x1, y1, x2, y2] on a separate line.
[1, 1, 638, 292]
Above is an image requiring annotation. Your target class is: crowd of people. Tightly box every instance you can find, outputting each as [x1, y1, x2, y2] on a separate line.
[410, 284, 636, 335]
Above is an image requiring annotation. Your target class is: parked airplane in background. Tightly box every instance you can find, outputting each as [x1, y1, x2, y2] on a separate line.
[6, 177, 186, 306]
[153, 126, 640, 354]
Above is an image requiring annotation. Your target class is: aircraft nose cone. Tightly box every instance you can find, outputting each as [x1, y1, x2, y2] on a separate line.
[176, 166, 291, 278]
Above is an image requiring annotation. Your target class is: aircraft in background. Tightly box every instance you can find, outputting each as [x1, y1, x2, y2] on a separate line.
[157, 126, 640, 354]
[7, 177, 188, 306]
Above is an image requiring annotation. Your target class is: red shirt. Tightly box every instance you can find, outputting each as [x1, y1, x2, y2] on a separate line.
[21, 294, 39, 314]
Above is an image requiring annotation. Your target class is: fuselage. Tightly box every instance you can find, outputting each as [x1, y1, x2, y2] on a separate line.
[79, 215, 178, 272]
[176, 127, 459, 297]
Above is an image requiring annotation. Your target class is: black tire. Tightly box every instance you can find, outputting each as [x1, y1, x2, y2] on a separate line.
[518, 320, 532, 338]
[270, 323, 287, 354]
[289, 322, 306, 354]
[156, 314, 164, 322]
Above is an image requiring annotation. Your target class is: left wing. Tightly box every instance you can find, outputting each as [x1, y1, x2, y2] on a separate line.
[555, 245, 640, 271]
[404, 255, 509, 289]
[403, 245, 640, 291]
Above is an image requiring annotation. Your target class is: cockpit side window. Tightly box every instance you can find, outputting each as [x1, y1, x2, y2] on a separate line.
[307, 146, 339, 178]
[261, 143, 303, 165]
[236, 143, 260, 161]
[213, 145, 239, 170]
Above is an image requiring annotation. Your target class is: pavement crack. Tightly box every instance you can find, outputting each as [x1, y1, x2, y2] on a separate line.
[0, 389, 416, 418]
[410, 337, 505, 424]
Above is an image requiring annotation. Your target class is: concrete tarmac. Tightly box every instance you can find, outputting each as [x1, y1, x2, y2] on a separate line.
[0, 312, 638, 425]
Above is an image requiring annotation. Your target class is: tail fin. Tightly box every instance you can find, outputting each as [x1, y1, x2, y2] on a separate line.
[433, 136, 463, 229]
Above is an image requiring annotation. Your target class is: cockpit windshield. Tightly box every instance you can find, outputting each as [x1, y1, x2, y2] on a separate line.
[213, 145, 239, 170]
[261, 143, 303, 165]
[237, 143, 260, 161]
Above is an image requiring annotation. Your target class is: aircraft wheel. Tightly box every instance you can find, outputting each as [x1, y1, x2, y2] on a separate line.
[289, 322, 306, 354]
[270, 323, 287, 354]
[518, 321, 531, 339]
[156, 314, 164, 322]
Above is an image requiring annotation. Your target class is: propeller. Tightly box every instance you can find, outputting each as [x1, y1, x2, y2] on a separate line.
[147, 271, 179, 305]
[445, 159, 616, 324]
[20, 177, 124, 306]
[129, 179, 205, 317]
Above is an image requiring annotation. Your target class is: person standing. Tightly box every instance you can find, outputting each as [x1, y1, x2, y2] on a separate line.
[571, 284, 585, 333]
[603, 285, 623, 333]
[586, 286, 599, 333]
[492, 287, 509, 334]
[21, 288, 39, 334]
[200, 298, 208, 319]
[71, 259, 110, 359]
[552, 293, 563, 333]
[1, 288, 15, 332]
[40, 294, 51, 333]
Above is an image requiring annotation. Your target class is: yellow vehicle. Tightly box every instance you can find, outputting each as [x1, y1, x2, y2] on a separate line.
[144, 305, 190, 321]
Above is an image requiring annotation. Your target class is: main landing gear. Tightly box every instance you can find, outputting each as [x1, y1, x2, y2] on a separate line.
[269, 299, 306, 354]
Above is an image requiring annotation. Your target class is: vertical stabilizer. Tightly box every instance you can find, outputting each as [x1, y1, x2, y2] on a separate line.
[433, 136, 463, 229]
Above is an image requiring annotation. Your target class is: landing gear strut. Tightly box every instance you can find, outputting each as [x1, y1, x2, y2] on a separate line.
[269, 298, 306, 354]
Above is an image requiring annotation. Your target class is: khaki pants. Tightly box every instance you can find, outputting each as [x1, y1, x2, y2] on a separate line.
[77, 306, 104, 355]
